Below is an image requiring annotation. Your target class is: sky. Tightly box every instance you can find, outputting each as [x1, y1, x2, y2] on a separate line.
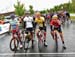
[0, 0, 71, 13]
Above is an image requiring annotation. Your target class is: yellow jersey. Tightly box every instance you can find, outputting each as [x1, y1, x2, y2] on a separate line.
[35, 17, 45, 27]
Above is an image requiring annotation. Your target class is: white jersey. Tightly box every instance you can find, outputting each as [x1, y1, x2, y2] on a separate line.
[23, 16, 33, 28]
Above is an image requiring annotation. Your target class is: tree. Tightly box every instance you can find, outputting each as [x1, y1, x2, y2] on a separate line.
[29, 5, 34, 15]
[0, 15, 5, 20]
[14, 1, 25, 16]
[40, 10, 47, 14]
[50, 1, 75, 13]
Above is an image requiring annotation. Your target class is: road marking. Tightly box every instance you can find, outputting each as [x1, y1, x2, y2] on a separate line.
[0, 53, 75, 55]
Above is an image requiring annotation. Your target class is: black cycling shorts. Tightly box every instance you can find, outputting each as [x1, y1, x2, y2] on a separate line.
[26, 28, 33, 32]
[50, 26, 62, 33]
[25, 28, 33, 34]
[39, 26, 46, 32]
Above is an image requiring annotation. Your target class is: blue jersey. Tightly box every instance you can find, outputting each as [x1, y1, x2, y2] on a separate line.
[10, 20, 17, 30]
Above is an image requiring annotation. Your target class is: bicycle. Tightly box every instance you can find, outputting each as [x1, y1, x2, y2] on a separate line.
[53, 30, 59, 48]
[36, 29, 47, 51]
[53, 29, 66, 50]
[10, 30, 22, 52]
[22, 29, 35, 53]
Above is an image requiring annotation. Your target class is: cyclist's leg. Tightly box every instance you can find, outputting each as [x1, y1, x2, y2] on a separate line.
[30, 28, 34, 48]
[26, 28, 33, 39]
[50, 25, 55, 40]
[36, 27, 43, 43]
[58, 27, 64, 43]
[58, 27, 66, 49]
[17, 30, 23, 48]
[26, 28, 34, 48]
[12, 30, 16, 38]
[43, 26, 48, 46]
[43, 26, 46, 41]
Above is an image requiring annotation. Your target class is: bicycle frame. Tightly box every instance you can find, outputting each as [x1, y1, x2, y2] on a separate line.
[38, 30, 44, 42]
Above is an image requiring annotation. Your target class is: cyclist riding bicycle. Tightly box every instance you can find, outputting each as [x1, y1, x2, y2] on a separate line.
[50, 14, 66, 49]
[35, 12, 48, 47]
[9, 14, 23, 48]
[23, 13, 34, 48]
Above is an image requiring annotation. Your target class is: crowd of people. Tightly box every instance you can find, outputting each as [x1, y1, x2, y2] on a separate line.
[7, 10, 71, 49]
[44, 10, 70, 25]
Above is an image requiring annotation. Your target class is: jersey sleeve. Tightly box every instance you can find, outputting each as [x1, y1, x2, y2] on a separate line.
[35, 18, 37, 23]
[57, 20, 61, 25]
[41, 17, 45, 22]
[30, 17, 33, 21]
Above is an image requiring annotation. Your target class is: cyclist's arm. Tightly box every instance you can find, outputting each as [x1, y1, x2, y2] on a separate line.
[42, 17, 46, 27]
[9, 24, 11, 32]
[23, 17, 27, 29]
[24, 21, 26, 29]
[43, 21, 45, 27]
[34, 18, 38, 29]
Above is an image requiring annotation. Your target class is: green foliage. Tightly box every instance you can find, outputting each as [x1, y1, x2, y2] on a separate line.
[50, 0, 75, 13]
[14, 1, 25, 16]
[40, 10, 47, 14]
[29, 5, 34, 15]
[0, 15, 5, 20]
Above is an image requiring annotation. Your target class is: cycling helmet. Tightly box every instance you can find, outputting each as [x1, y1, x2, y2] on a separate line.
[52, 15, 58, 19]
[10, 14, 15, 19]
[35, 12, 41, 16]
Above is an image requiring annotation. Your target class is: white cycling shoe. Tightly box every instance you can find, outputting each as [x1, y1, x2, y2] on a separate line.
[44, 42, 48, 47]
[20, 44, 23, 48]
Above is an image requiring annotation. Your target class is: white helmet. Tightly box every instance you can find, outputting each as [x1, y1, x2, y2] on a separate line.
[52, 15, 58, 19]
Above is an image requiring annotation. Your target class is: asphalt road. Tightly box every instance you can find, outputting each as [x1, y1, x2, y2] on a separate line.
[0, 22, 75, 57]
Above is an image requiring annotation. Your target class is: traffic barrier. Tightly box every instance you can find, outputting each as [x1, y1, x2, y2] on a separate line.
[0, 23, 10, 34]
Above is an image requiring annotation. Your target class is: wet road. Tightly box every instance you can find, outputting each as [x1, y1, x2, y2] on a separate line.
[0, 22, 75, 57]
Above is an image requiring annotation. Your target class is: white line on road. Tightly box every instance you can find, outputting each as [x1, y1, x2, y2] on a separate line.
[0, 53, 75, 55]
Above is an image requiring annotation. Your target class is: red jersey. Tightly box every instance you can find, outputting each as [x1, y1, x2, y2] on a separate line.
[50, 19, 61, 28]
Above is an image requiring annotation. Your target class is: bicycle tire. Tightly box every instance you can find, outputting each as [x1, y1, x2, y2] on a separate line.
[38, 32, 44, 50]
[10, 38, 19, 51]
[55, 33, 58, 47]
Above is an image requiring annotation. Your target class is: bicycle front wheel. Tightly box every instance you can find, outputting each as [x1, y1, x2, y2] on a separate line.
[10, 38, 19, 51]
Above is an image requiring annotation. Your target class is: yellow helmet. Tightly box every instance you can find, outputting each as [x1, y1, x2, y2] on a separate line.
[52, 15, 58, 19]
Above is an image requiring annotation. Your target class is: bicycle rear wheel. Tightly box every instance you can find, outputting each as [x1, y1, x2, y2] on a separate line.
[10, 38, 19, 51]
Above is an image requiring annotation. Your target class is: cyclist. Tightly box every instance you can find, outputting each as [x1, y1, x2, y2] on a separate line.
[0, 20, 4, 24]
[9, 14, 23, 48]
[17, 17, 23, 32]
[23, 13, 34, 48]
[50, 14, 66, 49]
[35, 12, 48, 47]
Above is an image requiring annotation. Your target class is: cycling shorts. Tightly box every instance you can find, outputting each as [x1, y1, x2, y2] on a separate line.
[12, 29, 20, 35]
[25, 28, 33, 34]
[50, 26, 62, 33]
[39, 26, 46, 32]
